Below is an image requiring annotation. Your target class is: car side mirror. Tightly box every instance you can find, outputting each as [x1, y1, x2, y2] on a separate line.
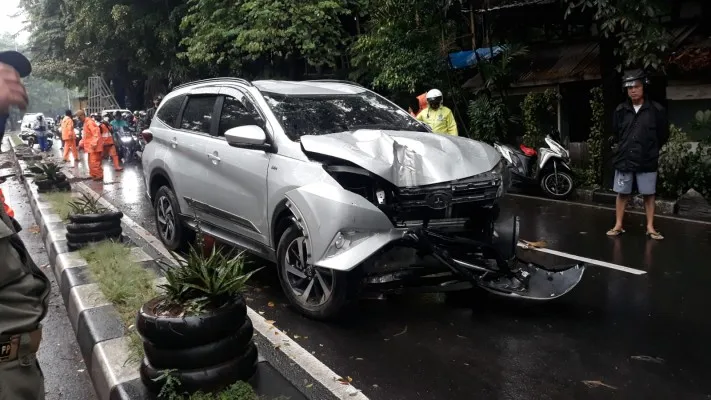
[224, 125, 270, 150]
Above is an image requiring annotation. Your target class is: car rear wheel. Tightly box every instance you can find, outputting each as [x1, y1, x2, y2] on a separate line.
[154, 186, 188, 251]
[276, 225, 355, 320]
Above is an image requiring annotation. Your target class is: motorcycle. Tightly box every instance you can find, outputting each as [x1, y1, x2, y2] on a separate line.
[494, 134, 574, 199]
[114, 126, 141, 164]
[20, 131, 53, 151]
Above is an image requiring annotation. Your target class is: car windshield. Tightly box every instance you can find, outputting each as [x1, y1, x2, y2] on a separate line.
[261, 91, 428, 141]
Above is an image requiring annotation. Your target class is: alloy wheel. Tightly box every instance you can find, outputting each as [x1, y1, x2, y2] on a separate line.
[156, 195, 176, 243]
[283, 236, 334, 307]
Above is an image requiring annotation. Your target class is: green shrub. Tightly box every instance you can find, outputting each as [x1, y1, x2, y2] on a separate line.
[467, 95, 509, 143]
[658, 125, 711, 200]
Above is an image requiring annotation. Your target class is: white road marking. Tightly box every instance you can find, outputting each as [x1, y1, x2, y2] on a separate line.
[517, 242, 647, 275]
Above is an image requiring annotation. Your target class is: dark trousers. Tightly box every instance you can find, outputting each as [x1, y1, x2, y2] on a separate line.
[37, 136, 48, 152]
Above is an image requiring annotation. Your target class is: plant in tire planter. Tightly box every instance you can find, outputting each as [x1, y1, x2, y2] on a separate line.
[28, 162, 71, 192]
[136, 238, 262, 396]
[65, 193, 123, 250]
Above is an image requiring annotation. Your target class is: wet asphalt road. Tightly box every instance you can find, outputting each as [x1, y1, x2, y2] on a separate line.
[42, 142, 711, 400]
[1, 141, 96, 400]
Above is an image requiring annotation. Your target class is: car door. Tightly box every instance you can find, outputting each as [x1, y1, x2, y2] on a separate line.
[165, 90, 220, 219]
[199, 87, 272, 245]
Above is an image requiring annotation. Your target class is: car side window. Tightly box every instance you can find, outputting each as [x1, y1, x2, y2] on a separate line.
[180, 96, 218, 134]
[155, 95, 185, 128]
[217, 94, 265, 137]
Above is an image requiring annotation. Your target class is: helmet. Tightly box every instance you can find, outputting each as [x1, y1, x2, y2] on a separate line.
[426, 89, 443, 109]
[622, 69, 649, 88]
[426, 89, 443, 100]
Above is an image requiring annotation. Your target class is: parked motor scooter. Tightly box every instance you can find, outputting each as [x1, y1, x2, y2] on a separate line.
[20, 131, 53, 151]
[494, 134, 574, 199]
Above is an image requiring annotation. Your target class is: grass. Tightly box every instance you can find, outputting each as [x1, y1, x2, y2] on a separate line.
[79, 242, 158, 360]
[158, 377, 262, 400]
[43, 191, 74, 220]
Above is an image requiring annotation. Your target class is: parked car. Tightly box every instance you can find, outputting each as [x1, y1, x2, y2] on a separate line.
[142, 78, 585, 319]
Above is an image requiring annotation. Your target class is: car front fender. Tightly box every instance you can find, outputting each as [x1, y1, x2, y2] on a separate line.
[284, 182, 402, 271]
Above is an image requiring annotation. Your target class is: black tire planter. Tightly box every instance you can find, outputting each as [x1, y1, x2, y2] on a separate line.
[54, 181, 71, 191]
[68, 211, 123, 224]
[66, 220, 121, 234]
[65, 227, 122, 244]
[35, 179, 54, 190]
[143, 318, 254, 370]
[136, 296, 247, 349]
[140, 342, 258, 395]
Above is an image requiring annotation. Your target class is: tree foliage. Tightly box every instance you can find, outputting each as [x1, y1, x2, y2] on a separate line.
[350, 0, 457, 93]
[181, 0, 363, 78]
[565, 0, 671, 71]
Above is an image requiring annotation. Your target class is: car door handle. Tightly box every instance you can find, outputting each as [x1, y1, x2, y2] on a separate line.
[207, 152, 221, 164]
[170, 137, 178, 148]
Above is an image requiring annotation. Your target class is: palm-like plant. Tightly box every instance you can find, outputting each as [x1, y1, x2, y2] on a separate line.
[68, 192, 108, 215]
[478, 43, 529, 98]
[29, 162, 63, 181]
[158, 245, 261, 313]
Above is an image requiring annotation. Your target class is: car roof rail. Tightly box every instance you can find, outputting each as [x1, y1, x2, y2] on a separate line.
[304, 79, 363, 87]
[172, 77, 253, 91]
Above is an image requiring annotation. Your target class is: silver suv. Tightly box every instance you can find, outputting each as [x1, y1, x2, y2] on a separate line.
[142, 78, 586, 319]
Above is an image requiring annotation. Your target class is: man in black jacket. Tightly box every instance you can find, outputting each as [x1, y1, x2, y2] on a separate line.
[607, 70, 669, 240]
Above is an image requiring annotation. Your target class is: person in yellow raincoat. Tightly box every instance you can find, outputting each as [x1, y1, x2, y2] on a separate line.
[416, 89, 458, 136]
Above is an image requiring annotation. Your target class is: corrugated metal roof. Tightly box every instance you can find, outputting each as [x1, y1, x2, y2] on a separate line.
[473, 0, 555, 12]
[463, 41, 600, 90]
[514, 42, 600, 87]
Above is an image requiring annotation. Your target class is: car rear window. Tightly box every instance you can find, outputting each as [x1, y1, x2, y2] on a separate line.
[156, 95, 185, 127]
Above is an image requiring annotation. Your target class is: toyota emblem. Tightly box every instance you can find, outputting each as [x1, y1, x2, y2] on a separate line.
[424, 192, 452, 210]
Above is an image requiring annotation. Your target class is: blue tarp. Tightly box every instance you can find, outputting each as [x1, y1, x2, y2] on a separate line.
[448, 46, 504, 69]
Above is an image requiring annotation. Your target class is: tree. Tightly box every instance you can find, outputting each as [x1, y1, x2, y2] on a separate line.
[180, 0, 360, 79]
[350, 0, 458, 94]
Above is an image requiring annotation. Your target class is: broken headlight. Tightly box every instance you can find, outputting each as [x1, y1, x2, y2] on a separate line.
[480, 159, 511, 197]
[322, 230, 375, 259]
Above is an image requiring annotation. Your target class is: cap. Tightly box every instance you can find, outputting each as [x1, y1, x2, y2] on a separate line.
[0, 51, 32, 78]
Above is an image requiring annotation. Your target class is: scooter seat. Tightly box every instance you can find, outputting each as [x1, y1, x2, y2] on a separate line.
[520, 144, 537, 157]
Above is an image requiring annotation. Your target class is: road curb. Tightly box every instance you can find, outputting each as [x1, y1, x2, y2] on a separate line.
[8, 137, 368, 400]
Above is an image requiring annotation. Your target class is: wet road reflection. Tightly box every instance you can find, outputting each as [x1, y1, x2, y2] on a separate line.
[46, 145, 711, 400]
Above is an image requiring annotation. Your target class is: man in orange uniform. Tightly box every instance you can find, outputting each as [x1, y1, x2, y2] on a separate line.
[61, 110, 78, 162]
[77, 110, 103, 181]
[98, 115, 122, 171]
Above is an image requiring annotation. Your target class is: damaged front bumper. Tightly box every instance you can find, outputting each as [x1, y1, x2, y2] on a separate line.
[284, 182, 585, 301]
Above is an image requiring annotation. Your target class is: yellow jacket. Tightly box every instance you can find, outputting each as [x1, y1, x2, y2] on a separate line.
[416, 106, 458, 136]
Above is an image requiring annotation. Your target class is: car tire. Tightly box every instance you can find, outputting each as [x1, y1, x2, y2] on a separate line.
[140, 342, 258, 395]
[65, 227, 122, 244]
[540, 171, 574, 199]
[276, 225, 356, 320]
[153, 186, 190, 251]
[143, 319, 254, 370]
[135, 296, 247, 349]
[68, 211, 124, 224]
[66, 220, 122, 234]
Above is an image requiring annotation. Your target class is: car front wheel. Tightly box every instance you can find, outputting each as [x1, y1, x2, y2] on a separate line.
[154, 186, 188, 251]
[276, 225, 356, 320]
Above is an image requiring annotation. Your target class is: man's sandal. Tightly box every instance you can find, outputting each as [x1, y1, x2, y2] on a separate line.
[606, 228, 626, 236]
[646, 231, 664, 240]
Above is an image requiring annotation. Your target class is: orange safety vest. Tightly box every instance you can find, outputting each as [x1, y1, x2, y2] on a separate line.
[0, 188, 15, 218]
[82, 117, 103, 151]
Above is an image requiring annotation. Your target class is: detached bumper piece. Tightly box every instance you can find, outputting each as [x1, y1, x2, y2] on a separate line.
[405, 224, 586, 301]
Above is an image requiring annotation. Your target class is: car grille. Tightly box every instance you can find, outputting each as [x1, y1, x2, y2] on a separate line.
[395, 176, 501, 221]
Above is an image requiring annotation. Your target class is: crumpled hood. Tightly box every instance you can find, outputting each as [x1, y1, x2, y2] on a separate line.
[300, 130, 501, 187]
